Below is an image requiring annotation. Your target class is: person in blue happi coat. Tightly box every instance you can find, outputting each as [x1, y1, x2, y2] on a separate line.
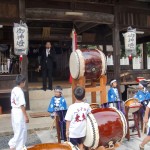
[134, 80, 150, 110]
[108, 79, 120, 102]
[134, 80, 150, 102]
[47, 85, 67, 141]
[107, 79, 124, 113]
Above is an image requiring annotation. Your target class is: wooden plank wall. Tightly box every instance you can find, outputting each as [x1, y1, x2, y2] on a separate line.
[0, 1, 18, 19]
[118, 7, 150, 28]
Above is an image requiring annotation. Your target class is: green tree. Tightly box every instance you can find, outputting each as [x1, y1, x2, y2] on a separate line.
[146, 42, 150, 57]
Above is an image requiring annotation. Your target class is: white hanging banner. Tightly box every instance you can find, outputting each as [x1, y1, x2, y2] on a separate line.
[13, 21, 28, 55]
[123, 28, 136, 56]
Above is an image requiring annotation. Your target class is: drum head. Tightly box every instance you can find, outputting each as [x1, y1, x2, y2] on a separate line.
[125, 98, 139, 104]
[83, 113, 99, 149]
[69, 49, 85, 79]
[96, 50, 107, 75]
[125, 98, 141, 113]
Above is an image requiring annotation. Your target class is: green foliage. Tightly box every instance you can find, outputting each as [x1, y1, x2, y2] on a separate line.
[136, 44, 141, 56]
[146, 42, 150, 57]
[120, 45, 126, 58]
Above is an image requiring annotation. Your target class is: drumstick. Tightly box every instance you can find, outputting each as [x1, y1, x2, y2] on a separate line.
[49, 117, 56, 132]
[142, 123, 146, 134]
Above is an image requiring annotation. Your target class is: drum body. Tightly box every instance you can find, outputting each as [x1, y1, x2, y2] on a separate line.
[125, 98, 141, 113]
[27, 143, 72, 150]
[84, 108, 127, 149]
[27, 142, 79, 150]
[69, 49, 106, 80]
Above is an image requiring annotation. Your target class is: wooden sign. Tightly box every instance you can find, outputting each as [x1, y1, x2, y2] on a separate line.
[13, 22, 28, 55]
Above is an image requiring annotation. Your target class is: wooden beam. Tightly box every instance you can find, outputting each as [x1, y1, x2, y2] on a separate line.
[143, 43, 148, 69]
[77, 23, 99, 34]
[0, 18, 20, 26]
[19, 0, 26, 20]
[25, 0, 114, 14]
[29, 34, 71, 41]
[137, 35, 150, 43]
[26, 8, 114, 24]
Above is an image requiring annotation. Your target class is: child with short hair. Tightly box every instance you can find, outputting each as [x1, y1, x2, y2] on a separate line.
[8, 74, 29, 150]
[47, 85, 67, 141]
[65, 86, 91, 150]
[140, 101, 150, 150]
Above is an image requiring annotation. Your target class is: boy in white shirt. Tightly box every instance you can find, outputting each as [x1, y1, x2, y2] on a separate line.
[140, 101, 150, 150]
[8, 74, 29, 150]
[65, 86, 91, 150]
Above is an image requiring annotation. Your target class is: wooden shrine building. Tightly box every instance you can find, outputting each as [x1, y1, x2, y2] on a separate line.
[0, 0, 150, 112]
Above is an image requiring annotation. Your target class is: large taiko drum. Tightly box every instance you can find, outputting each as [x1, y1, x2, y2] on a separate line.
[124, 98, 141, 113]
[69, 49, 106, 80]
[84, 107, 127, 149]
[27, 142, 79, 150]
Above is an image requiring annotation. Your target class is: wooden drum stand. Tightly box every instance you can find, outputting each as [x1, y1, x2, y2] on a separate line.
[72, 75, 107, 105]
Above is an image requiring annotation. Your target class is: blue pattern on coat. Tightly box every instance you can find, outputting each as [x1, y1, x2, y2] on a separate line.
[108, 88, 120, 102]
[47, 96, 67, 113]
[134, 90, 150, 102]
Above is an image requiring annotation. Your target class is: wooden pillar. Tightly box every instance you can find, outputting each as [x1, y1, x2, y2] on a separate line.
[143, 43, 147, 69]
[91, 81, 96, 103]
[19, 0, 30, 109]
[113, 5, 121, 96]
[103, 44, 107, 54]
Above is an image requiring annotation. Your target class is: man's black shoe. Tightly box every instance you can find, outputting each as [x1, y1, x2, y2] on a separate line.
[41, 87, 46, 91]
[48, 87, 53, 90]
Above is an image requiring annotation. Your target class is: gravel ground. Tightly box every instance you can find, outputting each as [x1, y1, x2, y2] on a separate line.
[0, 132, 41, 150]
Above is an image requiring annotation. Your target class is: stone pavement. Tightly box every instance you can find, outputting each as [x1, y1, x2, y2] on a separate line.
[1, 112, 150, 150]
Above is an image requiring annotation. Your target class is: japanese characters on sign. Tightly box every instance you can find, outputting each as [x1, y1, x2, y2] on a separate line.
[13, 22, 28, 55]
[123, 28, 136, 56]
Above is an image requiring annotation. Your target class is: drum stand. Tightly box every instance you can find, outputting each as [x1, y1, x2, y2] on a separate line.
[72, 75, 107, 105]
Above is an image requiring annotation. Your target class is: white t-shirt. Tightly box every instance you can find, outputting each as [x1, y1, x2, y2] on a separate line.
[11, 86, 26, 108]
[65, 102, 91, 138]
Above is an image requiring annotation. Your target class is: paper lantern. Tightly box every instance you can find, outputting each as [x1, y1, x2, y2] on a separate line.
[13, 22, 28, 55]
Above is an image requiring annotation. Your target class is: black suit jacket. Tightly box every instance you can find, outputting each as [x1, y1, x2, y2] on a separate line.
[40, 48, 55, 70]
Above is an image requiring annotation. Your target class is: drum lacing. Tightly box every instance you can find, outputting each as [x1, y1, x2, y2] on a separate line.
[75, 51, 80, 79]
[88, 114, 96, 148]
[108, 141, 114, 149]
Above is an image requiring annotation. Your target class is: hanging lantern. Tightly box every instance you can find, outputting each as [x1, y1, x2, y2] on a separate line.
[123, 27, 136, 56]
[13, 21, 28, 55]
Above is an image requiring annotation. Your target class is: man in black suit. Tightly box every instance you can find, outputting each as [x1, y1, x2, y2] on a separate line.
[39, 42, 55, 91]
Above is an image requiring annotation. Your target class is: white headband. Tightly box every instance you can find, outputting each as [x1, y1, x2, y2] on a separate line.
[54, 89, 62, 93]
[139, 83, 144, 88]
[110, 79, 117, 85]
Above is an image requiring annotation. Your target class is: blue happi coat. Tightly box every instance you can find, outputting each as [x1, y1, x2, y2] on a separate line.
[134, 90, 150, 102]
[47, 96, 67, 113]
[108, 88, 120, 102]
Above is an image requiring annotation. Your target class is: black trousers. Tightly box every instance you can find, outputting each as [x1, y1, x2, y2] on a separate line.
[42, 68, 52, 89]
[56, 110, 67, 141]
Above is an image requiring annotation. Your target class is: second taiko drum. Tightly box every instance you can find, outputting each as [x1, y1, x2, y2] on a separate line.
[69, 49, 107, 80]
